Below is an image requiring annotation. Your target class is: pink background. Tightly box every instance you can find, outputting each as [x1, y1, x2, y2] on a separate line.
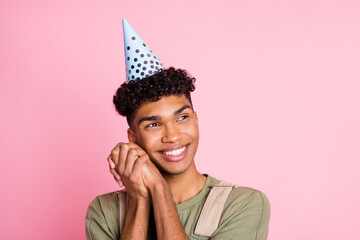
[1, 0, 359, 239]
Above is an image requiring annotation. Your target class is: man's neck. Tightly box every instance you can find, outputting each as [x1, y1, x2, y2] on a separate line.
[162, 164, 207, 205]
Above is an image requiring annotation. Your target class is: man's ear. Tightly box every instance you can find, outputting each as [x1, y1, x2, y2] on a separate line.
[127, 128, 137, 143]
[194, 111, 199, 125]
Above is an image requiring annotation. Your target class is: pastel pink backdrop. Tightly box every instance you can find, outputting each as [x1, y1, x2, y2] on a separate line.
[1, 0, 359, 239]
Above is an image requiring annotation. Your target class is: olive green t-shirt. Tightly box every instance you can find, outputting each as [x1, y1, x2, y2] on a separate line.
[85, 175, 270, 240]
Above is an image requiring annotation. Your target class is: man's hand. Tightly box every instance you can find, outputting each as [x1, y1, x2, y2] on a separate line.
[108, 142, 151, 200]
[141, 156, 166, 191]
[107, 147, 123, 187]
[108, 142, 188, 240]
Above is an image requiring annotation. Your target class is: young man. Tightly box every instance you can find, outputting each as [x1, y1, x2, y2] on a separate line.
[85, 20, 270, 240]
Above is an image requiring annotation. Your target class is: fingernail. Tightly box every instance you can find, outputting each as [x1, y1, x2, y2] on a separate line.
[109, 160, 115, 168]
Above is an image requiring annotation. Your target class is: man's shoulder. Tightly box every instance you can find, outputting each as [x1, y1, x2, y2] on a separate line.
[203, 177, 271, 238]
[95, 190, 123, 202]
[208, 175, 270, 212]
[86, 191, 124, 239]
[87, 190, 124, 218]
[230, 185, 268, 204]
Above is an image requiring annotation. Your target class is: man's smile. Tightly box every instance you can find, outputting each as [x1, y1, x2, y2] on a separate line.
[158, 144, 190, 161]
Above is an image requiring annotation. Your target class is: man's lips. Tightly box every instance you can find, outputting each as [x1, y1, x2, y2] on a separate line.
[160, 144, 188, 152]
[158, 144, 189, 162]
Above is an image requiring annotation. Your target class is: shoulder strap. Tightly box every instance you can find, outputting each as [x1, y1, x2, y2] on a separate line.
[118, 191, 128, 234]
[193, 181, 235, 237]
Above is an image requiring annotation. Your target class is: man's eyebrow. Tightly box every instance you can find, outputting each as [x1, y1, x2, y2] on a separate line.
[138, 116, 161, 125]
[174, 105, 192, 115]
[138, 105, 192, 126]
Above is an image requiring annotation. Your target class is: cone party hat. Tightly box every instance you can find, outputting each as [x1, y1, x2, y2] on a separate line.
[123, 19, 166, 82]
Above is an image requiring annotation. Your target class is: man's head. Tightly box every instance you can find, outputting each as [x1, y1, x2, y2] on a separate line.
[113, 67, 196, 128]
[113, 67, 199, 176]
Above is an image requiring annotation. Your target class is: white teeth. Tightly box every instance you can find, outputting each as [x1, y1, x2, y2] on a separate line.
[163, 146, 186, 156]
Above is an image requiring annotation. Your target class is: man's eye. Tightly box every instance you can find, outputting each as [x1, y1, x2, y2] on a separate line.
[147, 123, 159, 128]
[178, 115, 188, 121]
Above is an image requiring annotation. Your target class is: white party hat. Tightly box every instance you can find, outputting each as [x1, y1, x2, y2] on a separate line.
[123, 19, 166, 82]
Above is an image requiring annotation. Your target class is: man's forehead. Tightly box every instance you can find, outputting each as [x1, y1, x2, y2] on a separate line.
[135, 95, 192, 119]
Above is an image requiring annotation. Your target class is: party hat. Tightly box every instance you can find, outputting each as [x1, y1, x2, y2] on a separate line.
[123, 19, 166, 82]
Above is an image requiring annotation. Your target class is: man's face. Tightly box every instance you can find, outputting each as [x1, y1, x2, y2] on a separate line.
[128, 95, 199, 176]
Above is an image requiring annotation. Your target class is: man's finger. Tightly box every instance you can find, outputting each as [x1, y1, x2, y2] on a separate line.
[123, 148, 140, 177]
[113, 176, 123, 187]
[118, 143, 129, 175]
[113, 176, 123, 185]
[110, 142, 123, 165]
[110, 169, 123, 187]
[110, 168, 121, 180]
[108, 156, 122, 182]
[107, 156, 116, 169]
[132, 154, 149, 177]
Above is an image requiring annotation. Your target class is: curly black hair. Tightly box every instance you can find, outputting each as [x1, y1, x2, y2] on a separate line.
[113, 67, 196, 127]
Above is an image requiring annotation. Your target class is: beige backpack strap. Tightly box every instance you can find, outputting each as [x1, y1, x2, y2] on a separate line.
[194, 181, 235, 237]
[118, 191, 128, 234]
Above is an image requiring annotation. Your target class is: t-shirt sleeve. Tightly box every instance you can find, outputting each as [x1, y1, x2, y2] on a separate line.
[211, 189, 271, 240]
[85, 196, 118, 240]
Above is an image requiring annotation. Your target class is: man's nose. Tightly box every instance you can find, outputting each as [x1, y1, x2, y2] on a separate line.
[161, 124, 182, 143]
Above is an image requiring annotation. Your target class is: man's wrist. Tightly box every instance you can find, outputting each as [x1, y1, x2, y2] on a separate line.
[148, 179, 168, 196]
[127, 195, 152, 208]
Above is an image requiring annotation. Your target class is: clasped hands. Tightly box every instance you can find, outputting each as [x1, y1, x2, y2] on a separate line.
[107, 142, 165, 200]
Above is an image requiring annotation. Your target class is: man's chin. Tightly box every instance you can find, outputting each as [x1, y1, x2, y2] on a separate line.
[160, 168, 187, 176]
[157, 161, 194, 177]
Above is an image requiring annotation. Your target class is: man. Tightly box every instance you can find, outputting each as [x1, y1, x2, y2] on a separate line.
[86, 19, 270, 240]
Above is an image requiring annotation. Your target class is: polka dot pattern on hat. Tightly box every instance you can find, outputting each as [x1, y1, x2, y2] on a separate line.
[123, 19, 166, 82]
